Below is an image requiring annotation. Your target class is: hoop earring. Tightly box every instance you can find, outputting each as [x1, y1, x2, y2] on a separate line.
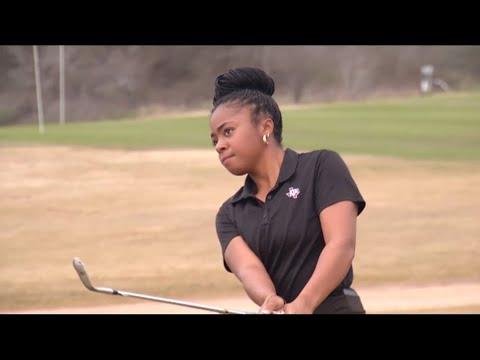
[262, 134, 269, 144]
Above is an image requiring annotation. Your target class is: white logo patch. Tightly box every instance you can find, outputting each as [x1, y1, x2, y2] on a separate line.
[286, 187, 300, 199]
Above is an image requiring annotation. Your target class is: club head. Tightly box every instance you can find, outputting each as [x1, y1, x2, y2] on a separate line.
[72, 257, 96, 291]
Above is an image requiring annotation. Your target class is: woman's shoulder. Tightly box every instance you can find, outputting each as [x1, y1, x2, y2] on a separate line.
[220, 186, 245, 208]
[295, 148, 341, 162]
[215, 186, 245, 219]
[292, 149, 348, 175]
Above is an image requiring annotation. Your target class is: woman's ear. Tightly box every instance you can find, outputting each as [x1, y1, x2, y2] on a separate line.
[262, 117, 274, 134]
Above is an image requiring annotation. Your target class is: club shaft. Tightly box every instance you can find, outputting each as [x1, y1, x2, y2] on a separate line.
[93, 286, 250, 314]
[73, 257, 254, 314]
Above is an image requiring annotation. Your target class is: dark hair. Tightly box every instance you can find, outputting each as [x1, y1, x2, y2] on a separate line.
[211, 67, 283, 146]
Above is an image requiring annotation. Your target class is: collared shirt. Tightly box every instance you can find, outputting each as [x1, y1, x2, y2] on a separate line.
[215, 148, 366, 302]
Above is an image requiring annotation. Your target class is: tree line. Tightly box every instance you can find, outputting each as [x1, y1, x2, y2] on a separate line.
[1, 46, 479, 125]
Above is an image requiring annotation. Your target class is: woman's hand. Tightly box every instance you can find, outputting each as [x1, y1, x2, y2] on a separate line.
[258, 294, 286, 314]
[283, 300, 315, 314]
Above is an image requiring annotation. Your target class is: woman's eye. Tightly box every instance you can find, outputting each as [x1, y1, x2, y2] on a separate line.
[224, 128, 233, 136]
[211, 139, 218, 146]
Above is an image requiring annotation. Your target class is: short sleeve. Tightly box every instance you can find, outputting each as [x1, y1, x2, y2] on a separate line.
[314, 150, 366, 216]
[215, 202, 240, 272]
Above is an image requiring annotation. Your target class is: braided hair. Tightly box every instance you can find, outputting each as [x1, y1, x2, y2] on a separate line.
[211, 67, 283, 146]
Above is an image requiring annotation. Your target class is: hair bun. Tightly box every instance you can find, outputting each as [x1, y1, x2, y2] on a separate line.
[213, 67, 275, 104]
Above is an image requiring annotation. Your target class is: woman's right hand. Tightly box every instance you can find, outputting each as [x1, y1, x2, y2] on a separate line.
[258, 294, 286, 314]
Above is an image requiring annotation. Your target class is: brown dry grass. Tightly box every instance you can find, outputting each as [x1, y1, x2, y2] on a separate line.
[1, 146, 479, 312]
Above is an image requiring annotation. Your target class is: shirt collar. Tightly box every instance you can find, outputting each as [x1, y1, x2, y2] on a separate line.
[228, 148, 299, 204]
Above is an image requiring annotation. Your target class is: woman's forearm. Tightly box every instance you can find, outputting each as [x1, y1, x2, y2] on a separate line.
[294, 241, 355, 312]
[235, 264, 278, 306]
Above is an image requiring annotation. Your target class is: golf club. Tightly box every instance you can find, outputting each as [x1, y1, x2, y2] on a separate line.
[72, 257, 255, 314]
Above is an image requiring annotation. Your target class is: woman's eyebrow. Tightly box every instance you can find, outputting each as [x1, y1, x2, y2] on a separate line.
[210, 121, 232, 138]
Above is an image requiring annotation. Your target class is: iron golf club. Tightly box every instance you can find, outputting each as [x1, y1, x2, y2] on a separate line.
[72, 257, 254, 314]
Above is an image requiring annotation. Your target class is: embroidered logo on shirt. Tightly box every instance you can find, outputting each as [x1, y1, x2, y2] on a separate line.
[286, 187, 300, 199]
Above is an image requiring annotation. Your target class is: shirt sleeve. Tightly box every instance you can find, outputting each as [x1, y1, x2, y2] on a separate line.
[314, 150, 366, 216]
[215, 202, 240, 272]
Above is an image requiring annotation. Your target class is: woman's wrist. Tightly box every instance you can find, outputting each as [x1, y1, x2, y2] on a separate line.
[264, 294, 286, 306]
[295, 293, 319, 313]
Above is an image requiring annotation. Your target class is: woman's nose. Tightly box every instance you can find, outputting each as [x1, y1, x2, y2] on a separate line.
[215, 138, 226, 153]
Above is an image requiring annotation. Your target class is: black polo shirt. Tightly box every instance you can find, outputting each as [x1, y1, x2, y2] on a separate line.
[215, 148, 366, 303]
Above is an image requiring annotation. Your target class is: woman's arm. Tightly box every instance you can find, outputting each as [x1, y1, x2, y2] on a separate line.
[225, 236, 286, 313]
[287, 200, 358, 314]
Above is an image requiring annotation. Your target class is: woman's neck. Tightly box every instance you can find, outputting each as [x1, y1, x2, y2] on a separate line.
[250, 146, 285, 200]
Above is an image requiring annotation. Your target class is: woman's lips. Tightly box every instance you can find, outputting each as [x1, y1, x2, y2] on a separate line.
[221, 154, 233, 164]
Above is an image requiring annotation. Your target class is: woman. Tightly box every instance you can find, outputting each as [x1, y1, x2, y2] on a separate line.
[209, 67, 366, 314]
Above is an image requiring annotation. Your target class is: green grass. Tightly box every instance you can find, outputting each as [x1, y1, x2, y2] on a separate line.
[282, 92, 480, 160]
[0, 117, 211, 148]
[1, 91, 479, 160]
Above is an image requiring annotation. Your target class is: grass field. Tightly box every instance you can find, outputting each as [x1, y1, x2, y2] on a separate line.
[1, 91, 479, 313]
[1, 91, 479, 160]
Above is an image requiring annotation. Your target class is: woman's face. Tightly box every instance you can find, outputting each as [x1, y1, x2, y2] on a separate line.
[210, 104, 264, 176]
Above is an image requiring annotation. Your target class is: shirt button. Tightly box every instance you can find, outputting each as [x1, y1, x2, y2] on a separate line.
[267, 195, 272, 200]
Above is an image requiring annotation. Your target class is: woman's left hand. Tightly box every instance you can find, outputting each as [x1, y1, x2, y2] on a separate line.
[283, 301, 315, 314]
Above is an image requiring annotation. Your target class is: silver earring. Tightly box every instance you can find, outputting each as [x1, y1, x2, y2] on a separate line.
[262, 134, 269, 144]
